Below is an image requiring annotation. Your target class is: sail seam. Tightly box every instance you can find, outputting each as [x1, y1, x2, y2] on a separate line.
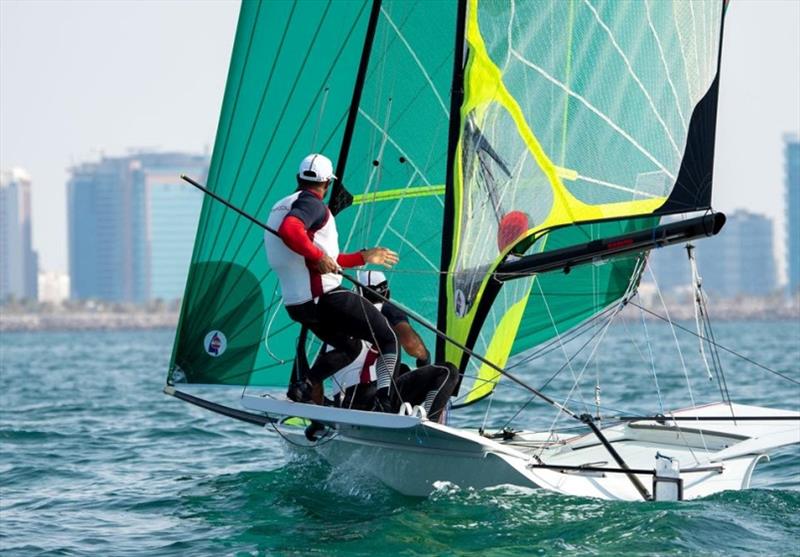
[380, 7, 449, 116]
[644, 0, 688, 130]
[509, 49, 674, 180]
[583, 0, 682, 157]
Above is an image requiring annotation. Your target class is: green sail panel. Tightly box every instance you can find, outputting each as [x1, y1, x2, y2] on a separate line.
[444, 0, 725, 403]
[169, 0, 371, 386]
[332, 0, 457, 358]
[169, 0, 457, 386]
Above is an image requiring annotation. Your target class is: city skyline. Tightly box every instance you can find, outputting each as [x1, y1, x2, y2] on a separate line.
[1, 0, 799, 279]
[647, 209, 778, 298]
[68, 151, 208, 302]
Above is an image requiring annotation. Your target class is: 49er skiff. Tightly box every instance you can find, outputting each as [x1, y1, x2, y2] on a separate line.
[165, 0, 799, 500]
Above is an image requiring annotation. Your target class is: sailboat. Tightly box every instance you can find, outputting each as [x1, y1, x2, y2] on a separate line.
[165, 0, 799, 500]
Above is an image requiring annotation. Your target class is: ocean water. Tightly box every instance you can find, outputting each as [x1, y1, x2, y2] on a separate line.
[1, 320, 799, 556]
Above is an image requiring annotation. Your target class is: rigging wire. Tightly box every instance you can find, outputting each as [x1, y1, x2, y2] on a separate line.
[687, 244, 715, 382]
[592, 237, 602, 419]
[537, 294, 628, 456]
[507, 303, 620, 368]
[629, 301, 800, 387]
[639, 300, 665, 415]
[533, 257, 644, 453]
[311, 86, 330, 150]
[536, 278, 592, 413]
[647, 266, 710, 460]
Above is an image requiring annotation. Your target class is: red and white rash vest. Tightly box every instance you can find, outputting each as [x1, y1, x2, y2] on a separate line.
[330, 341, 378, 396]
[265, 189, 364, 305]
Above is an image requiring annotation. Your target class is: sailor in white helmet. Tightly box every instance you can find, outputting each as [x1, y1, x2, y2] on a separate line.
[264, 153, 399, 410]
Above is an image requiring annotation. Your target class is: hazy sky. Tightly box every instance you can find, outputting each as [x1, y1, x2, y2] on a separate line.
[1, 0, 799, 280]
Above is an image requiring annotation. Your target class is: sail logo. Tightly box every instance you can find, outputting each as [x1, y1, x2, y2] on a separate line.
[454, 289, 467, 318]
[204, 330, 227, 357]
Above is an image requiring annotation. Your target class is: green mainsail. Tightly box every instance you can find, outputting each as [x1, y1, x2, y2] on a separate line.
[168, 0, 727, 407]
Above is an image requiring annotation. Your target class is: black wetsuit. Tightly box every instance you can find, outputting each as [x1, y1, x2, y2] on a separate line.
[287, 291, 398, 387]
[275, 191, 399, 393]
[391, 363, 458, 421]
[336, 303, 457, 419]
[330, 302, 408, 410]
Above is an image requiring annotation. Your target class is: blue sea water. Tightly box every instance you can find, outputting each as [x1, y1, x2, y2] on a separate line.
[1, 320, 799, 556]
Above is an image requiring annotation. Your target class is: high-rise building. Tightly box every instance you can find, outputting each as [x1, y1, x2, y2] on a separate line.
[67, 152, 207, 302]
[0, 168, 38, 301]
[134, 153, 206, 301]
[648, 210, 776, 298]
[785, 134, 800, 295]
[68, 156, 143, 301]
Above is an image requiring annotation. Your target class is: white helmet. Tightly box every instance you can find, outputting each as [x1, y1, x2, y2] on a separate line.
[357, 270, 389, 303]
[357, 270, 387, 287]
[298, 153, 337, 183]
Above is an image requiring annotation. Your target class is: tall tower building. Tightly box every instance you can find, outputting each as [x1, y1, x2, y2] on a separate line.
[785, 134, 800, 295]
[0, 168, 38, 301]
[134, 152, 206, 301]
[68, 156, 143, 301]
[67, 152, 207, 302]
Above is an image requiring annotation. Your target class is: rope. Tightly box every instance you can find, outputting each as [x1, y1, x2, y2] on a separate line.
[639, 301, 665, 415]
[629, 302, 800, 387]
[687, 245, 714, 381]
[536, 278, 592, 413]
[647, 266, 710, 460]
[264, 286, 287, 364]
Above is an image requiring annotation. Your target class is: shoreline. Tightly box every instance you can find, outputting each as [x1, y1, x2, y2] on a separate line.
[0, 312, 179, 332]
[1, 301, 797, 333]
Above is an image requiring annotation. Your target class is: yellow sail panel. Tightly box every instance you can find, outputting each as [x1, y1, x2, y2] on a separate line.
[444, 0, 724, 401]
[352, 184, 444, 205]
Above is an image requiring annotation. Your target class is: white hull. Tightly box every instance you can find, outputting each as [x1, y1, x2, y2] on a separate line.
[242, 396, 799, 500]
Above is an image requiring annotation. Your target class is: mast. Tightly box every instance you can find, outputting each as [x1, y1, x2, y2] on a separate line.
[436, 0, 468, 363]
[329, 0, 383, 216]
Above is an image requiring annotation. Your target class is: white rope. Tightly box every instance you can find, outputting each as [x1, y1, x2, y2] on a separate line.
[639, 299, 665, 415]
[688, 245, 714, 381]
[536, 278, 592, 414]
[264, 286, 287, 364]
[647, 265, 711, 458]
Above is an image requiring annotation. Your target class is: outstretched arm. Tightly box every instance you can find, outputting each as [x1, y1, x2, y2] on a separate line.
[337, 246, 399, 270]
[393, 321, 430, 367]
[362, 247, 399, 268]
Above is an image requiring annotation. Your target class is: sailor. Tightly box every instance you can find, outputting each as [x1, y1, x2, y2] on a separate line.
[329, 270, 430, 410]
[264, 153, 400, 409]
[331, 271, 457, 422]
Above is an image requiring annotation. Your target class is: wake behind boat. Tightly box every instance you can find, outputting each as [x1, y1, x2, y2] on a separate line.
[164, 0, 799, 501]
